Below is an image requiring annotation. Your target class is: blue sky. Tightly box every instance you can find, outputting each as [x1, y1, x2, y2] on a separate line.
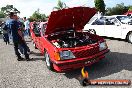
[0, 0, 132, 18]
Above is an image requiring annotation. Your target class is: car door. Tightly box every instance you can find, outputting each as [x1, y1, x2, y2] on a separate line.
[33, 24, 41, 50]
[104, 17, 122, 38]
[38, 23, 47, 53]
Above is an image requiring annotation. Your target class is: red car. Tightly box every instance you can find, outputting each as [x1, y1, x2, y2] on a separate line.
[30, 7, 109, 72]
[124, 11, 132, 16]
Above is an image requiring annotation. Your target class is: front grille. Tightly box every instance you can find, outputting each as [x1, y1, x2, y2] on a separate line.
[72, 46, 99, 58]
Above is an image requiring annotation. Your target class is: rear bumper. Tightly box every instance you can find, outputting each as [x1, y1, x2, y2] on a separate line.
[51, 49, 109, 72]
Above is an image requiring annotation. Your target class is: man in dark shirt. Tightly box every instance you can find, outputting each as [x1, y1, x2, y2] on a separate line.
[6, 12, 30, 61]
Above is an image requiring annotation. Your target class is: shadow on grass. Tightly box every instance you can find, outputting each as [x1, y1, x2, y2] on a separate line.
[30, 51, 42, 56]
[103, 36, 127, 42]
[23, 50, 132, 81]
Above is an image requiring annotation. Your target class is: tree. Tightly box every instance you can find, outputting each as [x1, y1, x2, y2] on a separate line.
[53, 0, 68, 10]
[1, 5, 20, 16]
[29, 9, 47, 22]
[128, 6, 132, 11]
[106, 3, 129, 15]
[32, 9, 42, 21]
[94, 0, 105, 15]
[0, 11, 5, 18]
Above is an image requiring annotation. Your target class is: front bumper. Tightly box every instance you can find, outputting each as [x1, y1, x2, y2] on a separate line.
[51, 49, 109, 72]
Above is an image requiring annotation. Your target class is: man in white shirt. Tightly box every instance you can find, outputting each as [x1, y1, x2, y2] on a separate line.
[24, 17, 30, 37]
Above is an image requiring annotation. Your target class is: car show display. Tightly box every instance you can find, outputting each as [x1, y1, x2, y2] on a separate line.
[30, 7, 109, 72]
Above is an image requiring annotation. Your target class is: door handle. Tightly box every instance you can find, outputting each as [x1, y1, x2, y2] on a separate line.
[122, 27, 126, 29]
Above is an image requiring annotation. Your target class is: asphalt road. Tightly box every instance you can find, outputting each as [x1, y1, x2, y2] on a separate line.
[0, 34, 132, 88]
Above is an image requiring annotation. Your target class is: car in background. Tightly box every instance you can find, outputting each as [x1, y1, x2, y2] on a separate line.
[30, 7, 109, 72]
[124, 11, 132, 16]
[84, 15, 132, 43]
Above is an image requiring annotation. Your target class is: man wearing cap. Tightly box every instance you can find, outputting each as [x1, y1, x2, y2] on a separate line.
[6, 12, 31, 61]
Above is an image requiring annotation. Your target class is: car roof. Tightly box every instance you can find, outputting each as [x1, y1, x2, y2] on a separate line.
[110, 15, 127, 17]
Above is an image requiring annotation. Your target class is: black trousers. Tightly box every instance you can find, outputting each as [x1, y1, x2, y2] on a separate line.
[13, 40, 29, 59]
[3, 33, 9, 44]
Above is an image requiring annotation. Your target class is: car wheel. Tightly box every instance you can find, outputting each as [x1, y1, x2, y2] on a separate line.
[44, 50, 53, 70]
[127, 32, 132, 43]
[89, 29, 96, 35]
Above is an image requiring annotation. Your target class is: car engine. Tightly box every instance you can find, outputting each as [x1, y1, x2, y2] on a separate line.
[50, 32, 97, 48]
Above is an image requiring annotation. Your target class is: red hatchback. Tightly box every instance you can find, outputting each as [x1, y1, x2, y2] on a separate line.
[30, 7, 109, 72]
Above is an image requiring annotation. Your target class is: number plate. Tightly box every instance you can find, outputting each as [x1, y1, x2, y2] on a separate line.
[85, 58, 97, 64]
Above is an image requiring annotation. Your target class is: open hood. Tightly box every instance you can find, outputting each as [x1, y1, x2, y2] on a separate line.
[45, 7, 96, 35]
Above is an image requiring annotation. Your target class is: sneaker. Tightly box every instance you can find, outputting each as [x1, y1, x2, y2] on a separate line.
[26, 58, 33, 61]
[17, 57, 24, 61]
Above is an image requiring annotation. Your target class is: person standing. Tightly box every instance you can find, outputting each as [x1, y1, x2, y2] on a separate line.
[2, 22, 10, 45]
[15, 15, 31, 55]
[6, 12, 31, 61]
[23, 17, 30, 37]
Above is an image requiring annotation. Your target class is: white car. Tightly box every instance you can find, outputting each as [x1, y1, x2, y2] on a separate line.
[84, 15, 132, 43]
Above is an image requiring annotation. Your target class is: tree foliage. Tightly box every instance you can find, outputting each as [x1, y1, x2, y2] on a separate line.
[94, 0, 105, 14]
[0, 5, 20, 18]
[106, 3, 129, 15]
[128, 6, 132, 11]
[29, 9, 47, 22]
[1, 5, 20, 16]
[53, 0, 68, 10]
[0, 11, 5, 18]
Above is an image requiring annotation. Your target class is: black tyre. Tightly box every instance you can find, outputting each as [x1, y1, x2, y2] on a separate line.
[80, 78, 90, 86]
[89, 29, 96, 35]
[44, 50, 54, 70]
[127, 32, 132, 43]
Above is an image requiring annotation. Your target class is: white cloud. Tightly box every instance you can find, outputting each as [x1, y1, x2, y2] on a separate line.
[65, 0, 94, 7]
[0, 0, 57, 18]
[0, 0, 94, 18]
[1, 0, 16, 7]
[1, 0, 132, 18]
[14, 0, 57, 18]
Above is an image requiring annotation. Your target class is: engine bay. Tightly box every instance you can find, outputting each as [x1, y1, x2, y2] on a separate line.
[48, 30, 97, 48]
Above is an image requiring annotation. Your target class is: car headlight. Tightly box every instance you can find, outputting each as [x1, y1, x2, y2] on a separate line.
[99, 42, 107, 51]
[60, 50, 75, 60]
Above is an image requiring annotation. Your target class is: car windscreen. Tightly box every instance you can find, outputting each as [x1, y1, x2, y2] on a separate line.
[41, 23, 47, 36]
[116, 16, 132, 24]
